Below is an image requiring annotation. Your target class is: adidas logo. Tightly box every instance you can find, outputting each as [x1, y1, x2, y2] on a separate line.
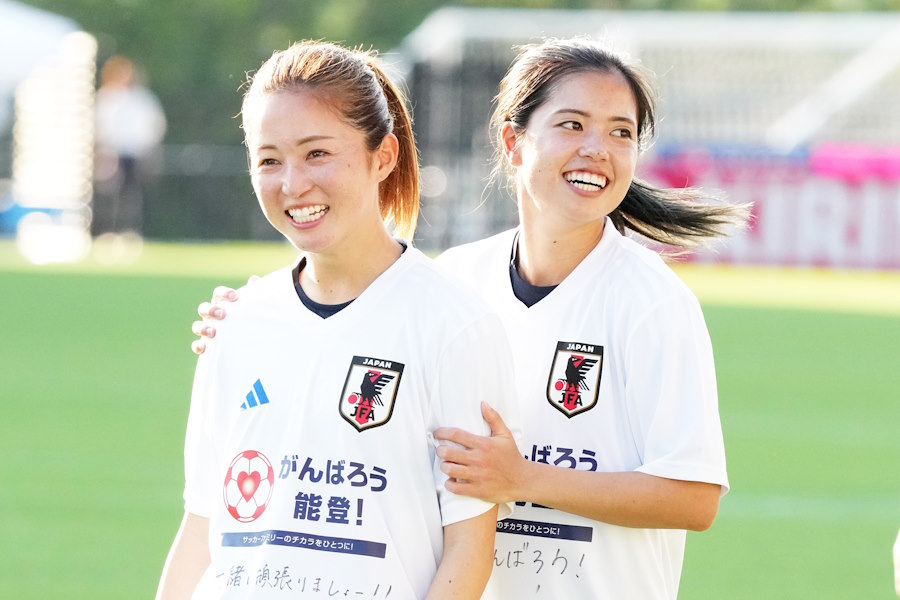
[241, 379, 270, 410]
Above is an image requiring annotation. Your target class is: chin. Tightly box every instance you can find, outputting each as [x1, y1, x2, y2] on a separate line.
[286, 233, 338, 256]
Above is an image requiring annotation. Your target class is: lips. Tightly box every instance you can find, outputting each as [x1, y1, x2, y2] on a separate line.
[564, 170, 607, 191]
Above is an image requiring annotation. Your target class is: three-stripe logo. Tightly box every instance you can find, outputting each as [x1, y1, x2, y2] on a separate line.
[241, 379, 270, 410]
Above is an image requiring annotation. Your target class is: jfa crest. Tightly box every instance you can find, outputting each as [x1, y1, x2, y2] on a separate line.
[339, 355, 404, 432]
[546, 341, 603, 418]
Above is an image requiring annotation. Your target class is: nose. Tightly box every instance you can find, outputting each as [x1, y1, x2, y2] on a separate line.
[578, 132, 609, 160]
[281, 164, 313, 197]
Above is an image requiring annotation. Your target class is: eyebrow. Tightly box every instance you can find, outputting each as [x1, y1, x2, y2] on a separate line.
[553, 108, 637, 127]
[256, 135, 334, 151]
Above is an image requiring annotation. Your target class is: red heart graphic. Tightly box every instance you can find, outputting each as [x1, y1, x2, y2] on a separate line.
[237, 471, 261, 501]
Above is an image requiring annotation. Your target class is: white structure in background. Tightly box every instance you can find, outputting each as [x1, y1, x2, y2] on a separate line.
[0, 0, 96, 263]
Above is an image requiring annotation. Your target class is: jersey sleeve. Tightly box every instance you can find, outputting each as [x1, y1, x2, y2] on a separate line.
[430, 312, 522, 525]
[182, 349, 220, 517]
[624, 289, 730, 494]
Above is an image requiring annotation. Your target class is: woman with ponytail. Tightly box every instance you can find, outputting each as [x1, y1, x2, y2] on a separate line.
[157, 40, 518, 599]
[190, 37, 749, 598]
[433, 38, 748, 598]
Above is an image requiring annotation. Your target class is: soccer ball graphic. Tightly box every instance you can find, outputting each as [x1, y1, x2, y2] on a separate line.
[223, 450, 275, 523]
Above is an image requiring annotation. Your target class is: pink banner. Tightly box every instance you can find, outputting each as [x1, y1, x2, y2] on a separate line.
[644, 146, 900, 269]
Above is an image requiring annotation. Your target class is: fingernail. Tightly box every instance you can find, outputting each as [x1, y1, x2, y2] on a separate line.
[227, 291, 238, 300]
[214, 308, 224, 318]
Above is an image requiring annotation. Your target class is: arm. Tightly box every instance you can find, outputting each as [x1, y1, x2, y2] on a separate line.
[436, 403, 721, 531]
[156, 512, 211, 599]
[425, 506, 498, 600]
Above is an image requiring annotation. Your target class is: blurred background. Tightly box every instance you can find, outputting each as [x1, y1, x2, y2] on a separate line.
[2, 0, 900, 263]
[1, 1, 899, 598]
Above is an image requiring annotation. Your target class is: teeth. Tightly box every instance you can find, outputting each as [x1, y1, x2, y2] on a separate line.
[565, 171, 607, 191]
[288, 205, 328, 223]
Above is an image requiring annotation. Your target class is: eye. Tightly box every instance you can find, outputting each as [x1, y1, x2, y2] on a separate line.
[560, 121, 582, 131]
[257, 157, 279, 168]
[611, 128, 634, 139]
[307, 149, 328, 159]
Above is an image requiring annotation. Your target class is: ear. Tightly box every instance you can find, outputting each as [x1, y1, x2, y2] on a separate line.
[374, 133, 400, 182]
[500, 122, 523, 167]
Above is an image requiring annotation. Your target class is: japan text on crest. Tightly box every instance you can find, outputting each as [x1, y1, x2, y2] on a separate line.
[339, 356, 404, 432]
[546, 341, 603, 418]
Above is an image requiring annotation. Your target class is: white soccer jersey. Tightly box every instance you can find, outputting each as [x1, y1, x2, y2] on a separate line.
[437, 218, 729, 599]
[183, 247, 518, 599]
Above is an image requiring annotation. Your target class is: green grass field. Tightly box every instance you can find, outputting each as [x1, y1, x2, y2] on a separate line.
[1, 240, 899, 599]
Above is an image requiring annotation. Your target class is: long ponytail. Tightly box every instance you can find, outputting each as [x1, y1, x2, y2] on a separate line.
[612, 179, 749, 250]
[365, 59, 420, 241]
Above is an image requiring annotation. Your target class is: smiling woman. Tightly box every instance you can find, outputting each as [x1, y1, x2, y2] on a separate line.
[427, 39, 751, 598]
[155, 40, 520, 600]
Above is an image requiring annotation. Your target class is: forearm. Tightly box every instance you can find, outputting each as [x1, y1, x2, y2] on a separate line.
[426, 506, 498, 600]
[156, 512, 211, 600]
[514, 461, 721, 531]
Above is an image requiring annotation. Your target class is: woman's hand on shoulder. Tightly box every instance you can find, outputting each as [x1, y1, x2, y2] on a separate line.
[191, 277, 258, 354]
[434, 402, 526, 504]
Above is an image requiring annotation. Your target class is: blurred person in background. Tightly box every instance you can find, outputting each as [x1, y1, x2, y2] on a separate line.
[92, 55, 166, 238]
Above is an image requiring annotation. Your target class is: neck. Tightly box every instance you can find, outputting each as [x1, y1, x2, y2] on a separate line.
[516, 217, 605, 287]
[300, 229, 402, 304]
